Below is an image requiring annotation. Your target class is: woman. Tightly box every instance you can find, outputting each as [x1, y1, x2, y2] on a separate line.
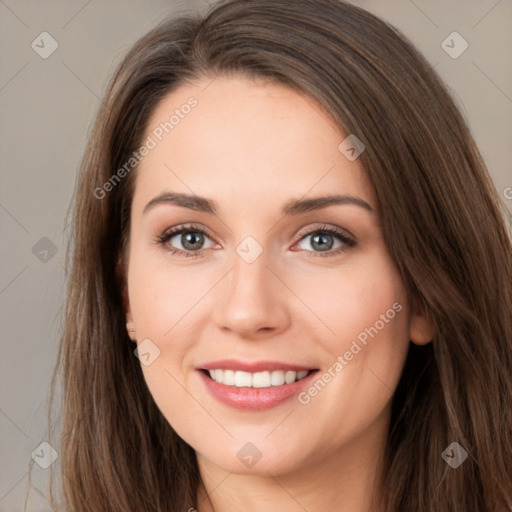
[41, 0, 512, 510]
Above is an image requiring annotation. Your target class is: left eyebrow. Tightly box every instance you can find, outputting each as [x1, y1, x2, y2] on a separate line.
[142, 191, 375, 216]
[281, 194, 375, 215]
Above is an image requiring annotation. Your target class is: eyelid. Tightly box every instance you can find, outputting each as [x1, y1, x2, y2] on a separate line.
[155, 223, 218, 255]
[295, 223, 356, 244]
[291, 224, 356, 258]
[158, 222, 215, 242]
[156, 222, 356, 258]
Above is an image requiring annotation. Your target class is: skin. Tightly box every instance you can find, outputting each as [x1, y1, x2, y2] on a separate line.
[121, 74, 435, 512]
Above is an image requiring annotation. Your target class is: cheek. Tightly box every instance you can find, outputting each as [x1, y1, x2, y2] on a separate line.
[139, 363, 216, 454]
[127, 243, 211, 343]
[294, 253, 411, 435]
[128, 251, 215, 442]
[294, 251, 410, 407]
[290, 251, 409, 350]
[127, 246, 216, 415]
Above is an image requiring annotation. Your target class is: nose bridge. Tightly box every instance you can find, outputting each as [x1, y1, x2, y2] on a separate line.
[231, 239, 270, 297]
[212, 236, 288, 336]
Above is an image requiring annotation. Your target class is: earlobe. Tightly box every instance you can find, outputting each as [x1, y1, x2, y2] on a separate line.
[126, 320, 137, 342]
[409, 311, 436, 346]
[121, 288, 138, 343]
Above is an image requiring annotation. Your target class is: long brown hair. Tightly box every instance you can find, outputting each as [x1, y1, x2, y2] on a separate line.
[34, 0, 512, 510]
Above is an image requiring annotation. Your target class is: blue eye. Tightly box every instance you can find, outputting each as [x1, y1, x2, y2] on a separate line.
[294, 225, 356, 258]
[156, 224, 215, 258]
[155, 223, 356, 258]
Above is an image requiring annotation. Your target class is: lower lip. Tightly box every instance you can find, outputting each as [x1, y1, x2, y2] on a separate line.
[198, 370, 318, 411]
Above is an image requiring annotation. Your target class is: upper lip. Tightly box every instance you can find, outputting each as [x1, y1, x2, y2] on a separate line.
[198, 359, 317, 372]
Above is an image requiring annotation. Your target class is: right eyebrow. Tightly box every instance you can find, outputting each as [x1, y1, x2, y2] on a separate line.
[143, 192, 217, 215]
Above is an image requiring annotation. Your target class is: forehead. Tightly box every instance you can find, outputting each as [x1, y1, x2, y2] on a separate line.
[133, 75, 376, 215]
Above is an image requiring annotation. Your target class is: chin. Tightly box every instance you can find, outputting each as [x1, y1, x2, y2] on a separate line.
[195, 436, 312, 477]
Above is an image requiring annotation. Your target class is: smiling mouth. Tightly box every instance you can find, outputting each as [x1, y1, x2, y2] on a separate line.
[201, 369, 316, 388]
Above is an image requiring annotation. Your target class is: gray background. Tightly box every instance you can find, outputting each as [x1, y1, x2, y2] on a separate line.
[0, 1, 511, 510]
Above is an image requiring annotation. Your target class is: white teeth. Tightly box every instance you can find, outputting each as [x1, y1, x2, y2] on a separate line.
[252, 371, 270, 388]
[271, 370, 285, 386]
[206, 369, 311, 388]
[223, 369, 235, 385]
[234, 371, 252, 387]
[284, 371, 296, 384]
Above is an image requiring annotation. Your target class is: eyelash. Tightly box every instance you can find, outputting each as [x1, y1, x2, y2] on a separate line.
[155, 223, 356, 259]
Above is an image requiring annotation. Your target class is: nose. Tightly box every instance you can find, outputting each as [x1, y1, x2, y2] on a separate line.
[211, 246, 290, 339]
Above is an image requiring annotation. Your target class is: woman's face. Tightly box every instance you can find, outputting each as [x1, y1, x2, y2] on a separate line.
[123, 74, 433, 476]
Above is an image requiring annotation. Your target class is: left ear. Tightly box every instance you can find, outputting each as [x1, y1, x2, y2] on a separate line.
[409, 309, 436, 346]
